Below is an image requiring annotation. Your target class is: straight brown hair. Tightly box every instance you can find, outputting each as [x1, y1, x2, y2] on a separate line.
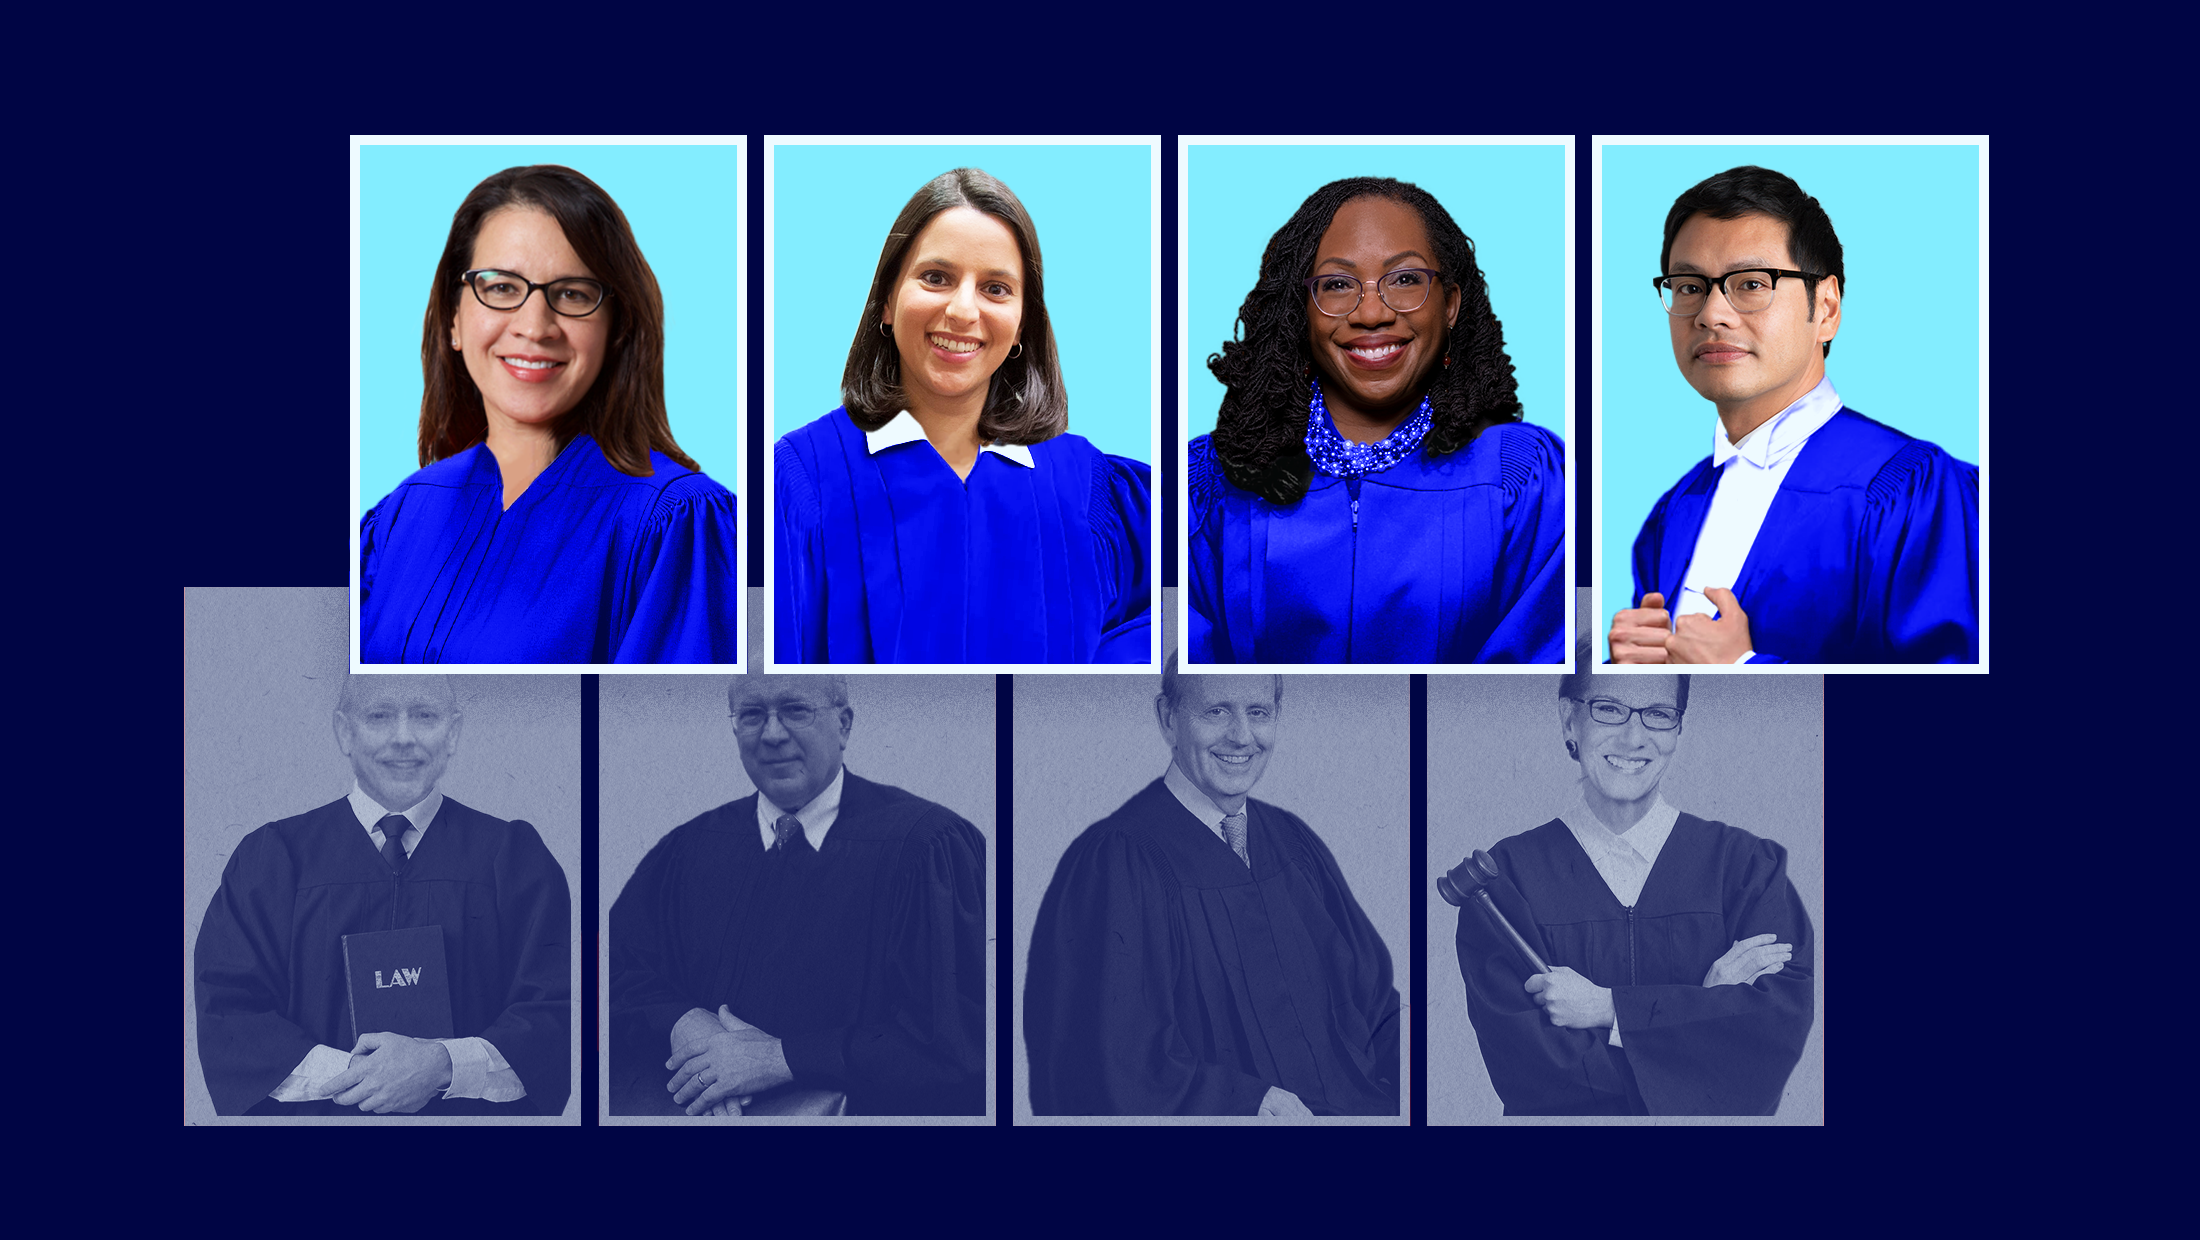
[839, 168, 1067, 445]
[418, 164, 698, 476]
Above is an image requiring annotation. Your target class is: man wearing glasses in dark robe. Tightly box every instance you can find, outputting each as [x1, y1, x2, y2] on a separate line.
[609, 675, 987, 1116]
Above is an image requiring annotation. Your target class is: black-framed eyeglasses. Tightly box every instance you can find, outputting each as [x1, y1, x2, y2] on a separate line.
[1303, 267, 1443, 317]
[1652, 269, 1819, 316]
[461, 269, 610, 317]
[731, 704, 821, 736]
[1574, 697, 1683, 731]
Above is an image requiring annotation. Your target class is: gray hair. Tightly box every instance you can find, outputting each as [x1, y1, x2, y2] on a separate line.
[1157, 650, 1282, 716]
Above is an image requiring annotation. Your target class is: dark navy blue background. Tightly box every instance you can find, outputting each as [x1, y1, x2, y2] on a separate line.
[147, 36, 2106, 1215]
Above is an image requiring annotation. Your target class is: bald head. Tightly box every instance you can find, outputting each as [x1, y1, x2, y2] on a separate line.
[338, 673, 458, 716]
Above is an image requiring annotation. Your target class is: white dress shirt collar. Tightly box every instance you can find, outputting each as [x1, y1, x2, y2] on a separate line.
[346, 783, 444, 854]
[1711, 376, 1842, 471]
[1556, 788, 1679, 910]
[1162, 761, 1236, 844]
[756, 765, 847, 852]
[864, 409, 1035, 468]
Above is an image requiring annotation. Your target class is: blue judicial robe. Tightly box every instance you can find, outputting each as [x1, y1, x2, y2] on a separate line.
[193, 797, 572, 1117]
[1025, 781, 1399, 1116]
[774, 408, 1151, 664]
[1187, 422, 1565, 663]
[361, 435, 739, 664]
[1456, 813, 1813, 1116]
[608, 773, 987, 1116]
[1630, 408, 1978, 663]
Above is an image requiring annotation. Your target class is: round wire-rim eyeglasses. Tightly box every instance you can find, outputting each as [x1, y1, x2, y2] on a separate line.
[1303, 267, 1444, 317]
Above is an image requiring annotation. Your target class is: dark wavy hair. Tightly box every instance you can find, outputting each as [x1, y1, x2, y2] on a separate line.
[1205, 177, 1523, 506]
[839, 168, 1067, 445]
[419, 164, 698, 476]
[1661, 165, 1845, 360]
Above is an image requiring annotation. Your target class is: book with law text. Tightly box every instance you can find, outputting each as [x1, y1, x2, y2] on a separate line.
[341, 925, 455, 1044]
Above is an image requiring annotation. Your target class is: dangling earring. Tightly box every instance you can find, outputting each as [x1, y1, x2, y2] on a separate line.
[1565, 740, 1578, 760]
[1007, 341, 1023, 359]
[879, 323, 892, 338]
[1442, 351, 1451, 369]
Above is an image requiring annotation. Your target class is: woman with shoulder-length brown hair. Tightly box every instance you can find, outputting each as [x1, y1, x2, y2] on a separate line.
[361, 164, 739, 664]
[774, 166, 1151, 664]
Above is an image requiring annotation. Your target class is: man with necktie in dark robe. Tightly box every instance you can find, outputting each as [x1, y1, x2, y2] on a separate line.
[609, 675, 987, 1116]
[1025, 663, 1399, 1116]
[192, 674, 573, 1116]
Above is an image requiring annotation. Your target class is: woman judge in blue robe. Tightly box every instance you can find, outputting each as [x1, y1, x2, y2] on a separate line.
[1190, 177, 1564, 664]
[774, 168, 1152, 664]
[361, 165, 740, 664]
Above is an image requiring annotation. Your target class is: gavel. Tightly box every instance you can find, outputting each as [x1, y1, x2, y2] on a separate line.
[1438, 850, 1551, 976]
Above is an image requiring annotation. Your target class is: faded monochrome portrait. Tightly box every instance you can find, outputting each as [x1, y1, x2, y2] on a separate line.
[1428, 661, 1824, 1123]
[600, 674, 994, 1122]
[1014, 668, 1408, 1122]
[184, 587, 580, 1123]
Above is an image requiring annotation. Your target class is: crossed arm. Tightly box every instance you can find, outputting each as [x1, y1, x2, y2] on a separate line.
[1526, 934, 1795, 1028]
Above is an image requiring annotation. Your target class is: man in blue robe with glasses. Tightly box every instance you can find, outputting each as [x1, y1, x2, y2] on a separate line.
[1609, 165, 1979, 665]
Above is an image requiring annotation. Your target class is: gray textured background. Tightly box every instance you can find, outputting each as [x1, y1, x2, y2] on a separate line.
[1010, 673, 1411, 1122]
[183, 587, 583, 1123]
[596, 674, 996, 1119]
[1425, 670, 1826, 1125]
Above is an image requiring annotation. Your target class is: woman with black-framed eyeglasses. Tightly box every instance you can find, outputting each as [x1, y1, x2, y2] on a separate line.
[360, 164, 739, 664]
[1191, 176, 1564, 664]
[1444, 665, 1816, 1116]
[773, 167, 1152, 664]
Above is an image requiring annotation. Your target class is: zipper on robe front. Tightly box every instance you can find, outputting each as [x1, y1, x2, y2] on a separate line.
[1625, 905, 1636, 985]
[1346, 476, 1363, 661]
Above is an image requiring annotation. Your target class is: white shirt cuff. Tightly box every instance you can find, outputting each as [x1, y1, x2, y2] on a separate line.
[439, 1036, 526, 1102]
[1734, 650, 1756, 665]
[270, 1043, 355, 1101]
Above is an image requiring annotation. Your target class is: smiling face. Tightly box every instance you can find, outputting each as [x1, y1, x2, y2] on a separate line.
[1561, 676, 1683, 818]
[1304, 196, 1461, 435]
[1665, 212, 1840, 439]
[731, 676, 853, 814]
[883, 206, 1025, 417]
[1158, 674, 1280, 813]
[334, 676, 462, 814]
[452, 206, 612, 434]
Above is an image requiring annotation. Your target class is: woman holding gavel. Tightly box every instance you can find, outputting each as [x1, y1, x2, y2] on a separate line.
[1447, 663, 1815, 1115]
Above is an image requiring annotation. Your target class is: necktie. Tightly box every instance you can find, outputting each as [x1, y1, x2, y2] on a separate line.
[378, 814, 409, 870]
[1221, 811, 1249, 869]
[773, 814, 814, 856]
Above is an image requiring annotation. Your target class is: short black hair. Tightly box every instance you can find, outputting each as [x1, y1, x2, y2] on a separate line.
[1660, 165, 1844, 359]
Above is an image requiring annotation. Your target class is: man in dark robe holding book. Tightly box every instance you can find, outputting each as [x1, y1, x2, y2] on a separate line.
[609, 675, 987, 1116]
[1025, 665, 1400, 1116]
[193, 675, 573, 1116]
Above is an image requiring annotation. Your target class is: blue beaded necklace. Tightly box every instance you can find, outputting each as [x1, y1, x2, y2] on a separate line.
[1303, 377, 1434, 479]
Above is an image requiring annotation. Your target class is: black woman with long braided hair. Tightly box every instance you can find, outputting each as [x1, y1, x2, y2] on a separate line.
[1189, 177, 1564, 663]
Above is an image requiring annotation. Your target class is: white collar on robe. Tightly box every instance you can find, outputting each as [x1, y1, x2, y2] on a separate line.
[755, 765, 846, 852]
[345, 782, 444, 856]
[1710, 376, 1842, 471]
[1556, 787, 1678, 909]
[865, 409, 1034, 468]
[1162, 761, 1237, 845]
